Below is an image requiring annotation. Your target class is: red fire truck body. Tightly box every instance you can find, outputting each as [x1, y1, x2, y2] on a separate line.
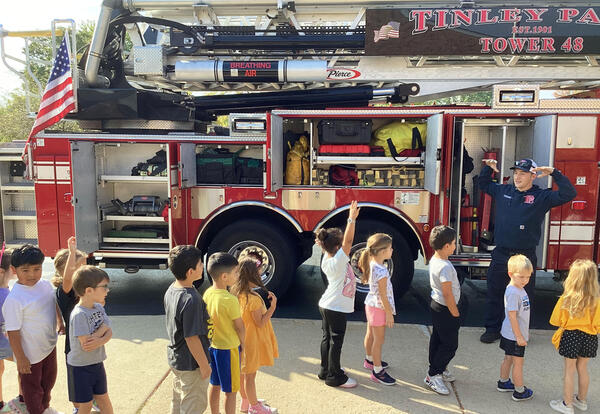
[4, 0, 598, 300]
[30, 101, 600, 299]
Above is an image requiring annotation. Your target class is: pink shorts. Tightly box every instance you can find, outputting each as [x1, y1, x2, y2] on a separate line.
[365, 305, 386, 327]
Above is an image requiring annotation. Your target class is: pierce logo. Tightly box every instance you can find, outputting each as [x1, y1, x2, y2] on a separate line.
[327, 68, 361, 80]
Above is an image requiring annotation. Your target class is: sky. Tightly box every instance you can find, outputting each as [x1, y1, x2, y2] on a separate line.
[0, 1, 99, 99]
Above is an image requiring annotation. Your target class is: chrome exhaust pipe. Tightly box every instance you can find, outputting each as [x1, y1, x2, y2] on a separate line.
[85, 0, 122, 87]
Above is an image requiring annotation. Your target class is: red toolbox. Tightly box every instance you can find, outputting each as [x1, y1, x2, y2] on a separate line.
[318, 144, 370, 156]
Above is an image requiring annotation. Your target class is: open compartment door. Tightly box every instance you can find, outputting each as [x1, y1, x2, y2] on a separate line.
[532, 115, 556, 268]
[269, 113, 284, 192]
[71, 141, 100, 253]
[424, 113, 443, 195]
[179, 143, 197, 189]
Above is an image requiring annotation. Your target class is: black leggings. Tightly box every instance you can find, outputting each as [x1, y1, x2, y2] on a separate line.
[319, 307, 349, 387]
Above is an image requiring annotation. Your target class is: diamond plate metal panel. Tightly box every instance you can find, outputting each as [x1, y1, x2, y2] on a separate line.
[133, 45, 166, 76]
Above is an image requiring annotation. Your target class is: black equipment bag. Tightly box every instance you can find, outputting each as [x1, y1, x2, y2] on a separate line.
[318, 119, 372, 144]
[196, 149, 241, 184]
[237, 157, 263, 185]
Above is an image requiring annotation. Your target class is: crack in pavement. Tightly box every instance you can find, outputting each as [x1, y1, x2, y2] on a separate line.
[135, 368, 171, 414]
[419, 324, 466, 414]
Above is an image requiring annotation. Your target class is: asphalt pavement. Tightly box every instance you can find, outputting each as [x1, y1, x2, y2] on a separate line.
[39, 248, 563, 330]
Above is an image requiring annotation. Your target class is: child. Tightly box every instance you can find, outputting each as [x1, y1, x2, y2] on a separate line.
[0, 245, 26, 413]
[1, 244, 62, 414]
[315, 200, 359, 388]
[164, 245, 212, 414]
[424, 225, 461, 395]
[52, 236, 89, 413]
[549, 259, 600, 414]
[496, 254, 534, 402]
[203, 253, 244, 414]
[359, 233, 396, 386]
[68, 266, 114, 414]
[231, 258, 278, 414]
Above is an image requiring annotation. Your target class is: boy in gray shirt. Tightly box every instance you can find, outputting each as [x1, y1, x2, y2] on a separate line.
[497, 255, 533, 402]
[68, 266, 114, 414]
[164, 245, 211, 414]
[425, 226, 461, 396]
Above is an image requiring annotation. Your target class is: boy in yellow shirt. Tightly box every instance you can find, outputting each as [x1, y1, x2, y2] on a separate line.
[203, 253, 245, 414]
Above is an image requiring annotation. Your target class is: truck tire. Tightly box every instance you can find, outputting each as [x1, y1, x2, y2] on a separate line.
[320, 219, 415, 310]
[206, 219, 296, 298]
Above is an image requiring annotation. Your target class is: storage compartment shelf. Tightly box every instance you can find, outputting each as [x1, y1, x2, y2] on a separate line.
[104, 215, 165, 222]
[99, 175, 168, 183]
[5, 238, 37, 247]
[1, 183, 34, 191]
[314, 156, 422, 166]
[102, 237, 170, 244]
[3, 211, 36, 220]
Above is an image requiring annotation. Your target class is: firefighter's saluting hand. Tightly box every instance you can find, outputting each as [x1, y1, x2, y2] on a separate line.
[531, 166, 555, 178]
[482, 159, 499, 173]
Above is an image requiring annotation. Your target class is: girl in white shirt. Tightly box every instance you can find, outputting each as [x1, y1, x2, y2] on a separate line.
[315, 201, 359, 389]
[359, 233, 396, 385]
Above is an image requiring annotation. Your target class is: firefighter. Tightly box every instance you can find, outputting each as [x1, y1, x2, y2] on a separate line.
[478, 158, 577, 344]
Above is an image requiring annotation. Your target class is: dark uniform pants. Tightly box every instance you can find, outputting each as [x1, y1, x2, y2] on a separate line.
[484, 247, 536, 333]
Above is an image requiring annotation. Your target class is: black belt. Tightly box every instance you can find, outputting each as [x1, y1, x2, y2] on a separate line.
[496, 246, 536, 256]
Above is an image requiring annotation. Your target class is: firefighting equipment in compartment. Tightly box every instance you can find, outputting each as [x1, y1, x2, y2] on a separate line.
[329, 165, 358, 186]
[131, 150, 167, 176]
[284, 135, 310, 185]
[479, 149, 499, 244]
[317, 119, 373, 144]
[371, 121, 427, 158]
[111, 195, 167, 216]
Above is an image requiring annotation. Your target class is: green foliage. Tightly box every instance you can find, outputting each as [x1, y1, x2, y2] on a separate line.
[0, 92, 37, 142]
[24, 22, 95, 94]
[419, 91, 493, 106]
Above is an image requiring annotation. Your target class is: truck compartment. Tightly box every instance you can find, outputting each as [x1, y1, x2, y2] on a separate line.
[282, 116, 427, 188]
[195, 144, 264, 186]
[450, 116, 553, 258]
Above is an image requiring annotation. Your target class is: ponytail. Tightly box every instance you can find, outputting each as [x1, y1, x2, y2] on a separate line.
[358, 248, 372, 284]
[358, 233, 393, 284]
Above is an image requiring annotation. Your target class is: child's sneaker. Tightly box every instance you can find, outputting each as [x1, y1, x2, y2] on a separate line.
[424, 375, 450, 395]
[241, 398, 267, 413]
[497, 379, 515, 392]
[442, 370, 455, 382]
[248, 403, 276, 414]
[338, 377, 358, 388]
[512, 387, 534, 401]
[91, 400, 101, 412]
[572, 395, 588, 411]
[7, 397, 28, 414]
[363, 359, 389, 370]
[550, 400, 574, 414]
[371, 369, 396, 386]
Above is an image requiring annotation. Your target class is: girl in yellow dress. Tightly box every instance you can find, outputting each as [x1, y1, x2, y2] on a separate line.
[549, 259, 600, 413]
[231, 258, 279, 414]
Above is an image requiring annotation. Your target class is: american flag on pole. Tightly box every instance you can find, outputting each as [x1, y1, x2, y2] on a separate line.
[374, 21, 400, 42]
[22, 33, 75, 179]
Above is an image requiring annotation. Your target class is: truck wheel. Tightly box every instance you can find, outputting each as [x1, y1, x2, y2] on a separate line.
[206, 219, 296, 298]
[320, 220, 414, 310]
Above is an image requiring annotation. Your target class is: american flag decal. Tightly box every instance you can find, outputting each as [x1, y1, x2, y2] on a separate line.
[374, 21, 400, 42]
[22, 33, 75, 179]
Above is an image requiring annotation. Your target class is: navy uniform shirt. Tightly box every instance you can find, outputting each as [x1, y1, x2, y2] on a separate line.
[479, 166, 576, 250]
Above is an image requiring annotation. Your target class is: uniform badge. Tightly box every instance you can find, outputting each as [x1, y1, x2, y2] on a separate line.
[524, 195, 535, 204]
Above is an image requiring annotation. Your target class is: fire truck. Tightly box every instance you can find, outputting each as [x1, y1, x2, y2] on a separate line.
[3, 1, 600, 301]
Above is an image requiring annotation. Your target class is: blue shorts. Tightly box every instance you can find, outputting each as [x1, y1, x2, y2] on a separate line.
[209, 347, 241, 393]
[67, 363, 108, 403]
